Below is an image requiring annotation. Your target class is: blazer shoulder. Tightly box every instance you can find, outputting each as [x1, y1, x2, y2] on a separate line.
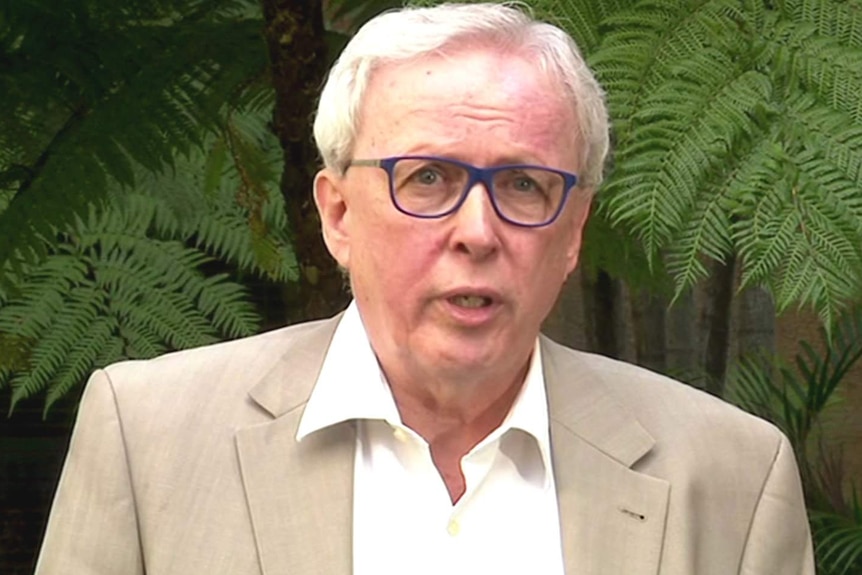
[541, 336, 785, 450]
[102, 315, 339, 391]
[78, 314, 340, 434]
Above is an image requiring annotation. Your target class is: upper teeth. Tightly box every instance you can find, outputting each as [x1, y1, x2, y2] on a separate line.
[453, 295, 487, 308]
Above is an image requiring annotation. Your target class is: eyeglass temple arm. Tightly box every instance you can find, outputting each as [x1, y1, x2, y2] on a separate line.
[346, 159, 382, 168]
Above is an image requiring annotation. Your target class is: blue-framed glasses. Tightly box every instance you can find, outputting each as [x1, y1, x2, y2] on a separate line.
[346, 155, 579, 228]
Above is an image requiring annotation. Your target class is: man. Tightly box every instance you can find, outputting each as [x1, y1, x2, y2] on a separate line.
[36, 3, 814, 574]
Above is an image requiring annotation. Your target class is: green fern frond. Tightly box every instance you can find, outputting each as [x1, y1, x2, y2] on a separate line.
[575, 0, 862, 320]
[769, 15, 862, 122]
[535, 0, 632, 54]
[41, 315, 118, 415]
[728, 95, 862, 323]
[736, 175, 860, 326]
[0, 189, 262, 410]
[592, 0, 749, 129]
[607, 66, 772, 258]
[7, 283, 106, 410]
[785, 96, 862, 217]
[115, 323, 169, 359]
[232, 80, 276, 116]
[665, 190, 733, 298]
[536, 0, 603, 52]
[123, 158, 296, 284]
[0, 253, 90, 341]
[0, 1, 269, 286]
[735, 178, 797, 287]
[196, 274, 261, 338]
[786, 0, 862, 49]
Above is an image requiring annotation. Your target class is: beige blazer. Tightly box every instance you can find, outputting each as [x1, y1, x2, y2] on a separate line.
[36, 315, 814, 574]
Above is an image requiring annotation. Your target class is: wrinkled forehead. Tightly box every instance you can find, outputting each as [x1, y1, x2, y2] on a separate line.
[368, 37, 572, 100]
[362, 43, 573, 117]
[355, 45, 580, 162]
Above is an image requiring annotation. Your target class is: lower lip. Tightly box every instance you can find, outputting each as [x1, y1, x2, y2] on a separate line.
[443, 298, 500, 327]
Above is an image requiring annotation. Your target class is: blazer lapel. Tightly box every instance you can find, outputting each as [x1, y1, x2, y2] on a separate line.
[542, 337, 670, 575]
[235, 316, 354, 575]
[236, 416, 354, 575]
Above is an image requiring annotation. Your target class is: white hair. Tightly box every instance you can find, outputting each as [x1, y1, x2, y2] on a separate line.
[313, 2, 610, 188]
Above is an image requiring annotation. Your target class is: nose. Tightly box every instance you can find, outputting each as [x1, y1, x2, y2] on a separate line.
[448, 182, 501, 258]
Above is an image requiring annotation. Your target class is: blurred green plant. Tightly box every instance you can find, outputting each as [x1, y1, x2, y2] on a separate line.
[0, 0, 272, 280]
[728, 308, 862, 574]
[0, 0, 296, 413]
[0, 111, 298, 414]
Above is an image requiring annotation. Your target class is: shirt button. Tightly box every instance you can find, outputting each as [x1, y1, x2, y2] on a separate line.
[392, 427, 409, 443]
[447, 519, 460, 537]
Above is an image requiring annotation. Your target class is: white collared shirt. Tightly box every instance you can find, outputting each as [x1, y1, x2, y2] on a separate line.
[297, 302, 565, 575]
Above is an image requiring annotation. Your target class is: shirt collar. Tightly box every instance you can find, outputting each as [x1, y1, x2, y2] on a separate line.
[296, 300, 554, 479]
[296, 301, 398, 440]
[501, 339, 554, 480]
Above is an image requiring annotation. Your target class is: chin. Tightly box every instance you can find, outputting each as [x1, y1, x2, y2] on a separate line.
[433, 343, 505, 372]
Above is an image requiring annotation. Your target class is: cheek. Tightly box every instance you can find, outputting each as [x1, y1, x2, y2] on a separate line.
[350, 215, 440, 296]
[519, 233, 575, 296]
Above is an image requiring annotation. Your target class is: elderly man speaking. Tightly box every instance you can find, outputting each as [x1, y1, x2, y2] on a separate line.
[36, 3, 814, 574]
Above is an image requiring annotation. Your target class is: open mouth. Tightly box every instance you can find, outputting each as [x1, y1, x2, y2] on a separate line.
[449, 295, 493, 308]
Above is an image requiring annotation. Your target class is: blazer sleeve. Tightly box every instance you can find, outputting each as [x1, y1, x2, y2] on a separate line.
[739, 433, 815, 575]
[35, 370, 146, 575]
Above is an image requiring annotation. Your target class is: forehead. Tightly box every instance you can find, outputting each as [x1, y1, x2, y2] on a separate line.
[355, 47, 578, 167]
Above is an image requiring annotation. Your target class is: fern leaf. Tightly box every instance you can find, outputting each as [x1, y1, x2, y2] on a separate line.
[0, 3, 269, 287]
[42, 315, 117, 415]
[666, 189, 733, 298]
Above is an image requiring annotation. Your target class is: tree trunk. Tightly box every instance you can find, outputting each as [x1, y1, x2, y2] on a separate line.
[543, 271, 587, 350]
[703, 255, 737, 396]
[737, 286, 776, 359]
[261, 0, 350, 324]
[587, 269, 629, 359]
[632, 289, 667, 374]
[666, 289, 699, 383]
[544, 268, 631, 359]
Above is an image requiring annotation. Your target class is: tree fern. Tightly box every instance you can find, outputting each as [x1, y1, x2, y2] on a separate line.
[0, 0, 270, 283]
[0, 194, 264, 414]
[542, 0, 862, 324]
[0, 94, 294, 412]
[536, 0, 635, 53]
[664, 186, 733, 295]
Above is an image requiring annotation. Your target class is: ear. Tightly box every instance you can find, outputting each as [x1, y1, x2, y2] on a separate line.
[314, 168, 351, 269]
[563, 192, 593, 276]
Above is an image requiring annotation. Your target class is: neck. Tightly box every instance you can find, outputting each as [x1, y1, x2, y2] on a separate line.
[390, 366, 527, 439]
[384, 359, 530, 504]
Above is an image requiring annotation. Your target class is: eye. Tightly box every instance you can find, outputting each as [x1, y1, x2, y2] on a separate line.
[413, 167, 441, 185]
[512, 174, 540, 192]
[501, 170, 547, 196]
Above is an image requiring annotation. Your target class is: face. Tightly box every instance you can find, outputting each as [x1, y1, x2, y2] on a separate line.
[314, 47, 591, 389]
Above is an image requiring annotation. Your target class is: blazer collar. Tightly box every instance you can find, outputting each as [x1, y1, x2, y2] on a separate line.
[244, 317, 657, 464]
[247, 314, 343, 419]
[541, 335, 655, 467]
